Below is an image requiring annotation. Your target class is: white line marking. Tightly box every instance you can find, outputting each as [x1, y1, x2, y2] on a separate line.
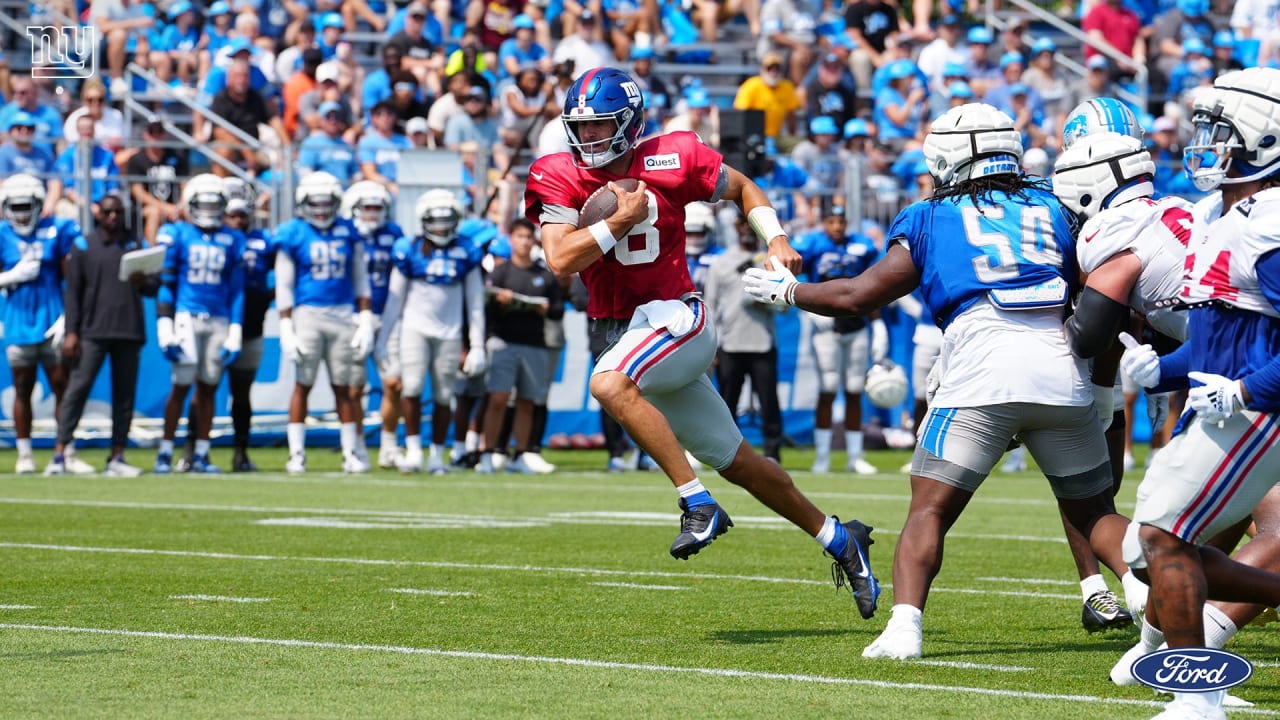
[2, 623, 1272, 714]
[590, 582, 689, 591]
[0, 542, 1079, 600]
[170, 595, 273, 603]
[386, 588, 476, 597]
[912, 660, 1033, 672]
[0, 604, 37, 609]
[977, 577, 1078, 586]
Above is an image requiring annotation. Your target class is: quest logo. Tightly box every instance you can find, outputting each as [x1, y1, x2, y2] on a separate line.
[643, 154, 681, 171]
[1130, 648, 1253, 694]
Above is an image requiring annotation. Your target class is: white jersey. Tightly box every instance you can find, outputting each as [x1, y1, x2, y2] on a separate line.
[1076, 195, 1193, 341]
[1181, 187, 1280, 320]
[401, 268, 484, 341]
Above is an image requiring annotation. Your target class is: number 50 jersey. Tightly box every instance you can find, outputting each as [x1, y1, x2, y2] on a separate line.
[524, 131, 724, 320]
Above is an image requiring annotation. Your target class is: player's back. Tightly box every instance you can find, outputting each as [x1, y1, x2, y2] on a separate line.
[278, 217, 359, 309]
[0, 216, 75, 343]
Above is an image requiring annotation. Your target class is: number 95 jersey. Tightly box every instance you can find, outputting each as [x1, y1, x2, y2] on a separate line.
[274, 217, 362, 309]
[524, 131, 725, 320]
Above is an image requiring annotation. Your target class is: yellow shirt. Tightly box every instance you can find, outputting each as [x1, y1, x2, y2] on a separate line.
[733, 76, 802, 138]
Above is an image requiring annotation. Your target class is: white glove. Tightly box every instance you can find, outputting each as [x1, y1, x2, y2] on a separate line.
[44, 315, 65, 352]
[220, 323, 242, 366]
[1118, 331, 1161, 389]
[351, 310, 375, 359]
[0, 258, 41, 288]
[156, 316, 187, 363]
[742, 255, 799, 306]
[462, 349, 487, 377]
[279, 316, 300, 364]
[1147, 391, 1170, 434]
[1092, 383, 1115, 431]
[1188, 371, 1245, 424]
[870, 319, 888, 363]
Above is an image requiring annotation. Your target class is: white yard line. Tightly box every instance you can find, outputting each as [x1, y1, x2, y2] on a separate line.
[0, 623, 1271, 714]
[589, 582, 689, 591]
[977, 577, 1078, 586]
[386, 588, 476, 597]
[170, 595, 273, 603]
[0, 604, 37, 609]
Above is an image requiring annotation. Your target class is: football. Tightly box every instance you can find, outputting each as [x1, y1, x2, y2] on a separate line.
[579, 178, 641, 227]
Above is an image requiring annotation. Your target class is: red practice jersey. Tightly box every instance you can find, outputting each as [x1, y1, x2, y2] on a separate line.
[525, 131, 724, 319]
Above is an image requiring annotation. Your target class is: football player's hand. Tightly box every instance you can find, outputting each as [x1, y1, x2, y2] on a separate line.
[44, 315, 65, 352]
[1092, 383, 1115, 431]
[156, 316, 187, 363]
[870, 319, 889, 363]
[0, 258, 41, 287]
[1188, 372, 1245, 424]
[350, 310, 375, 359]
[462, 349, 487, 377]
[1147, 391, 1170, 434]
[220, 324, 242, 367]
[765, 236, 802, 275]
[743, 255, 798, 306]
[279, 317, 301, 364]
[1118, 332, 1160, 389]
[610, 180, 649, 229]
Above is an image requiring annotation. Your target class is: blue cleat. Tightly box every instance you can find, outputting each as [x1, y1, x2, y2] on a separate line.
[669, 498, 732, 559]
[829, 518, 881, 619]
[153, 452, 173, 474]
[191, 454, 222, 474]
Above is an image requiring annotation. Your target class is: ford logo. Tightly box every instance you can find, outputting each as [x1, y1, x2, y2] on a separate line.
[1130, 648, 1253, 693]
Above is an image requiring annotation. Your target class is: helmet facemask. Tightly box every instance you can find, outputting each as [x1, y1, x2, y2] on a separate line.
[354, 198, 389, 235]
[563, 110, 640, 169]
[188, 191, 227, 230]
[422, 205, 460, 246]
[3, 196, 42, 235]
[302, 193, 339, 229]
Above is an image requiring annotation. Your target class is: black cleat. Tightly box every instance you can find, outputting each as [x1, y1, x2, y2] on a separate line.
[828, 518, 881, 619]
[669, 499, 732, 559]
[1083, 589, 1133, 632]
[232, 452, 258, 473]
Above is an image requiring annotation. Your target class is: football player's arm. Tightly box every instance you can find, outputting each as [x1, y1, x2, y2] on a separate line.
[156, 236, 180, 318]
[274, 243, 296, 320]
[792, 243, 920, 317]
[1065, 250, 1140, 359]
[539, 180, 650, 276]
[720, 165, 801, 274]
[351, 241, 372, 312]
[229, 243, 246, 329]
[1238, 249, 1280, 411]
[464, 266, 486, 351]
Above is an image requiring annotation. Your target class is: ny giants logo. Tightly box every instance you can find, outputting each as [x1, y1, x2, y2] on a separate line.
[1130, 647, 1253, 693]
[27, 26, 97, 79]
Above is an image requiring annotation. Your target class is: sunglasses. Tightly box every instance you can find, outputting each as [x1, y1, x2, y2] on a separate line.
[408, 12, 425, 19]
[85, 96, 104, 103]
[11, 125, 34, 131]
[764, 64, 781, 71]
[100, 207, 123, 215]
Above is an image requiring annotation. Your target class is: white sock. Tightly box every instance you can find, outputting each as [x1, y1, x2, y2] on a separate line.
[465, 430, 480, 452]
[1140, 615, 1165, 652]
[340, 422, 357, 454]
[287, 422, 306, 456]
[195, 439, 211, 457]
[815, 515, 839, 548]
[452, 440, 466, 457]
[356, 427, 368, 453]
[1204, 604, 1238, 648]
[814, 428, 832, 459]
[677, 478, 706, 498]
[405, 434, 422, 455]
[890, 603, 923, 627]
[1121, 570, 1148, 614]
[845, 430, 864, 459]
[381, 430, 398, 451]
[1081, 574, 1108, 602]
[160, 439, 175, 455]
[428, 443, 443, 461]
[16, 438, 32, 457]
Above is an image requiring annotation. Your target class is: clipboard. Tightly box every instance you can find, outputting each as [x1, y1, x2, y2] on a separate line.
[118, 245, 167, 281]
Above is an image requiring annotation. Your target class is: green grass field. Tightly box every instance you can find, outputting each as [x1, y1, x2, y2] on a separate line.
[2, 446, 1278, 719]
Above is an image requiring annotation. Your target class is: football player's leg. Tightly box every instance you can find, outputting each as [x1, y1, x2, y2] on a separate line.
[425, 338, 461, 472]
[6, 345, 39, 471]
[377, 327, 403, 468]
[811, 328, 839, 473]
[750, 349, 783, 462]
[229, 337, 263, 470]
[44, 341, 68, 414]
[326, 313, 365, 470]
[843, 330, 875, 474]
[288, 307, 327, 468]
[1207, 486, 1280, 637]
[160, 352, 197, 473]
[398, 327, 429, 471]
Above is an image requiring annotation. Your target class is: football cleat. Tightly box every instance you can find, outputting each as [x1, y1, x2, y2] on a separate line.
[862, 617, 923, 659]
[191, 454, 222, 474]
[606, 456, 628, 473]
[1149, 697, 1227, 720]
[153, 452, 174, 474]
[232, 451, 258, 473]
[476, 453, 495, 474]
[811, 455, 830, 474]
[829, 518, 881, 619]
[670, 499, 733, 559]
[105, 457, 144, 477]
[43, 455, 65, 476]
[1083, 589, 1134, 632]
[1109, 639, 1150, 686]
[1251, 606, 1280, 626]
[847, 458, 878, 475]
[378, 446, 401, 470]
[1000, 447, 1027, 473]
[509, 452, 555, 475]
[285, 452, 307, 476]
[398, 449, 423, 474]
[64, 453, 97, 475]
[451, 450, 480, 469]
[173, 455, 193, 474]
[426, 453, 447, 475]
[343, 451, 371, 474]
[490, 452, 508, 472]
[14, 455, 36, 474]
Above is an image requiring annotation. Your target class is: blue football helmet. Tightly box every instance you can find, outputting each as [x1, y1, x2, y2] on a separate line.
[1061, 98, 1143, 151]
[562, 67, 646, 168]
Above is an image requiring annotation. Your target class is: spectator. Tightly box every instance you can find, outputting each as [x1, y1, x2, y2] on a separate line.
[428, 70, 474, 146]
[705, 211, 784, 462]
[758, 0, 817, 87]
[1231, 0, 1280, 42]
[983, 51, 1043, 119]
[499, 14, 551, 80]
[0, 75, 63, 156]
[1213, 30, 1243, 74]
[152, 0, 202, 85]
[343, 0, 392, 32]
[388, 2, 440, 88]
[297, 61, 355, 139]
[273, 21, 318, 86]
[1167, 38, 1215, 101]
[0, 112, 55, 180]
[929, 60, 970, 116]
[665, 86, 719, 147]
[601, 0, 655, 63]
[944, 79, 974, 110]
[998, 15, 1032, 66]
[1151, 0, 1220, 90]
[792, 116, 847, 218]
[299, 101, 359, 183]
[873, 59, 925, 151]
[1083, 0, 1145, 66]
[358, 101, 412, 193]
[843, 117, 872, 153]
[843, 0, 910, 91]
[203, 0, 235, 66]
[1022, 38, 1077, 144]
[47, 194, 158, 477]
[48, 116, 121, 217]
[552, 10, 614, 76]
[690, 0, 760, 43]
[733, 51, 803, 149]
[444, 84, 502, 166]
[869, 32, 924, 96]
[1078, 54, 1118, 102]
[1149, 115, 1199, 198]
[215, 14, 278, 83]
[91, 0, 155, 97]
[964, 26, 1000, 97]
[207, 59, 288, 177]
[125, 121, 187, 243]
[1007, 83, 1046, 148]
[316, 12, 346, 61]
[387, 71, 432, 136]
[916, 13, 968, 97]
[467, 0, 523, 57]
[363, 45, 407, 116]
[629, 46, 672, 130]
[62, 80, 127, 154]
[445, 34, 498, 91]
[499, 66, 550, 152]
[406, 116, 433, 148]
[806, 52, 861, 130]
[283, 47, 323, 140]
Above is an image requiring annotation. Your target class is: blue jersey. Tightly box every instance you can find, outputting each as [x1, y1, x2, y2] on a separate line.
[888, 184, 1078, 330]
[242, 228, 275, 293]
[685, 245, 722, 293]
[275, 217, 363, 309]
[356, 133, 411, 182]
[0, 216, 80, 345]
[298, 134, 357, 183]
[391, 230, 487, 287]
[0, 143, 54, 177]
[157, 221, 246, 321]
[362, 221, 404, 315]
[793, 229, 881, 332]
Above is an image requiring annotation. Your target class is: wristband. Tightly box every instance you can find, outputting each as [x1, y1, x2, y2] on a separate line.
[748, 206, 786, 243]
[589, 221, 617, 254]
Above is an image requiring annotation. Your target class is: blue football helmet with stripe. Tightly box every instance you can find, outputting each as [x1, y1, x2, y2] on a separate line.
[1062, 98, 1143, 151]
[562, 67, 646, 169]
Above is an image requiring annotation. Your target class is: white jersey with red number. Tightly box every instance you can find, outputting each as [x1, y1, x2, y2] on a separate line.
[524, 131, 724, 319]
[1076, 195, 1193, 341]
[1181, 188, 1280, 320]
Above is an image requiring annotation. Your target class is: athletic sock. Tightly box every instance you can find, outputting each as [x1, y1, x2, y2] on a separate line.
[816, 515, 849, 556]
[287, 423, 306, 456]
[676, 478, 715, 509]
[814, 428, 832, 461]
[1081, 574, 1108, 602]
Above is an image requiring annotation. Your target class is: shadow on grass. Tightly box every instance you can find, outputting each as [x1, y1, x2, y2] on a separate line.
[706, 628, 855, 645]
[1, 648, 125, 661]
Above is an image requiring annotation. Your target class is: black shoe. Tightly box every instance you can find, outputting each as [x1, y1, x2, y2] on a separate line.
[669, 499, 732, 560]
[452, 451, 480, 469]
[828, 518, 881, 620]
[173, 455, 194, 474]
[232, 452, 258, 473]
[1082, 589, 1133, 632]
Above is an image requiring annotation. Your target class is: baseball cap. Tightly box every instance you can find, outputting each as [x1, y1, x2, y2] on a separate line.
[579, 9, 596, 23]
[7, 110, 36, 130]
[513, 13, 535, 29]
[316, 61, 341, 83]
[318, 100, 343, 116]
[943, 61, 968, 78]
[1182, 37, 1208, 56]
[967, 27, 993, 44]
[1087, 54, 1109, 70]
[1153, 116, 1178, 133]
[467, 85, 489, 101]
[940, 13, 961, 26]
[631, 45, 654, 60]
[948, 81, 974, 99]
[823, 204, 847, 219]
[1031, 37, 1056, 55]
[406, 1, 429, 15]
[762, 50, 784, 67]
[1009, 82, 1029, 96]
[227, 37, 255, 55]
[886, 59, 916, 80]
[167, 0, 194, 19]
[406, 116, 429, 134]
[809, 115, 839, 136]
[822, 52, 842, 65]
[685, 87, 710, 108]
[208, 1, 231, 16]
[843, 118, 870, 139]
[317, 12, 344, 30]
[1214, 30, 1236, 49]
[999, 51, 1024, 69]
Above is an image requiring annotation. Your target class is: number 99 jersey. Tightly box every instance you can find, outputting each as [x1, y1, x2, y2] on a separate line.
[274, 216, 363, 309]
[524, 131, 725, 319]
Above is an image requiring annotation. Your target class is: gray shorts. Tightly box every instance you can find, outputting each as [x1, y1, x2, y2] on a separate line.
[401, 328, 461, 403]
[172, 314, 229, 387]
[486, 337, 550, 403]
[229, 336, 264, 373]
[353, 318, 401, 389]
[910, 402, 1112, 499]
[812, 328, 869, 394]
[454, 369, 487, 399]
[294, 305, 359, 387]
[6, 338, 61, 369]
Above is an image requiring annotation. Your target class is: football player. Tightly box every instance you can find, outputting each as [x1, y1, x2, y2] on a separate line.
[275, 172, 376, 475]
[526, 66, 880, 621]
[154, 174, 246, 474]
[0, 174, 85, 474]
[1061, 96, 1143, 151]
[375, 189, 489, 474]
[343, 181, 406, 470]
[746, 103, 1133, 657]
[790, 205, 887, 475]
[223, 177, 273, 472]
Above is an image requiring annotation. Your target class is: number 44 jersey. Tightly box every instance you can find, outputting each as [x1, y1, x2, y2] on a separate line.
[524, 131, 724, 320]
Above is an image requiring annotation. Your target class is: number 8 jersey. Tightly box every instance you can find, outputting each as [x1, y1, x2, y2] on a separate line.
[524, 131, 724, 319]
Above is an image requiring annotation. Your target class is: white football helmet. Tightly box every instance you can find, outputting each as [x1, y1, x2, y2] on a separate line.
[684, 202, 715, 255]
[1061, 98, 1143, 151]
[342, 180, 392, 235]
[222, 176, 255, 217]
[182, 173, 228, 230]
[295, 171, 343, 229]
[1184, 68, 1280, 192]
[922, 103, 1023, 188]
[1053, 132, 1155, 219]
[865, 360, 909, 409]
[1, 174, 46, 236]
[1021, 146, 1050, 177]
[415, 189, 464, 247]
